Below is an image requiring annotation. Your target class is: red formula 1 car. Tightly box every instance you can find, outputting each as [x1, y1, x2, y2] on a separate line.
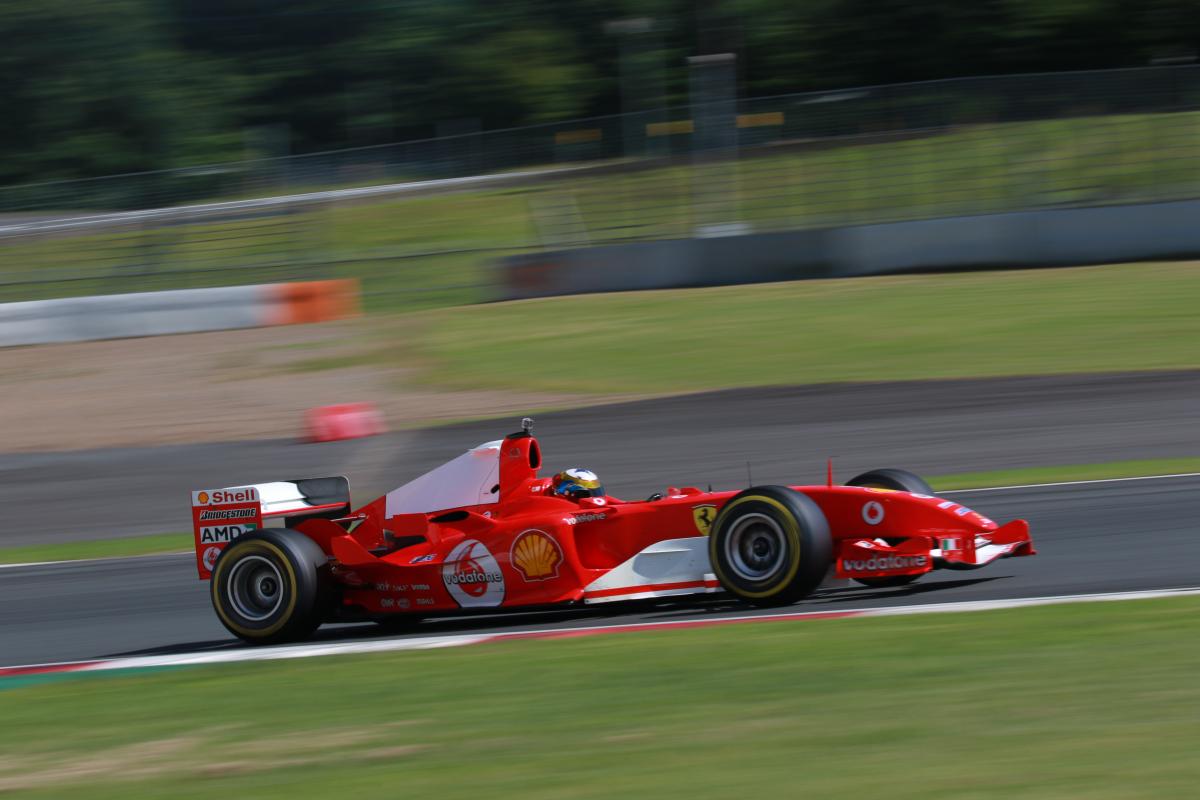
[190, 420, 1035, 644]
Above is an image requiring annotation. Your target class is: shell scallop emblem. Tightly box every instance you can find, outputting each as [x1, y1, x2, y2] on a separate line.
[510, 530, 563, 582]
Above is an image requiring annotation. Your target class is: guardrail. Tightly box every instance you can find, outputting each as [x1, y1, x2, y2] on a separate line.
[3, 64, 1200, 308]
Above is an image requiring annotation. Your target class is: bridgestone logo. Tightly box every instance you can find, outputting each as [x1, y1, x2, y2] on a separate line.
[445, 571, 503, 586]
[842, 555, 928, 572]
[199, 508, 257, 521]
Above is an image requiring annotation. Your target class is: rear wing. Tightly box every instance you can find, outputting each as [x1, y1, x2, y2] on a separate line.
[190, 477, 350, 579]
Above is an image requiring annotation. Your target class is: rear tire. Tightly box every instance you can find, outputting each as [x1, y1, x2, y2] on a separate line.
[845, 469, 934, 588]
[710, 486, 832, 606]
[211, 528, 332, 645]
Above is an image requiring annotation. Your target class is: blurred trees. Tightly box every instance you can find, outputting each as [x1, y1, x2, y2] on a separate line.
[2, 0, 1199, 184]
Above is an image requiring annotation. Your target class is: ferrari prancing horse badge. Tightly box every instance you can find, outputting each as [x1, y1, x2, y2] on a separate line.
[692, 504, 717, 534]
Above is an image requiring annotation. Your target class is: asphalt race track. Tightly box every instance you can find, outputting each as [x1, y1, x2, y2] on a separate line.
[2, 370, 1199, 545]
[3, 474, 1197, 667]
[1, 371, 1197, 667]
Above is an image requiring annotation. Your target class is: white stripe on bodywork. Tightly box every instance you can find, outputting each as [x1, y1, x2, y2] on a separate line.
[582, 536, 711, 595]
[253, 481, 325, 517]
[584, 585, 721, 604]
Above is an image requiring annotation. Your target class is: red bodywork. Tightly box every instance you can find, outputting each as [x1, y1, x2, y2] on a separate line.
[191, 430, 1035, 616]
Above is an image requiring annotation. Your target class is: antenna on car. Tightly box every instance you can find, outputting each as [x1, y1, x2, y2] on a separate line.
[746, 461, 753, 487]
[508, 417, 536, 439]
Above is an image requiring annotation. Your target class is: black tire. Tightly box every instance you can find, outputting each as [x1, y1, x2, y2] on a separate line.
[845, 468, 934, 496]
[210, 528, 332, 645]
[846, 469, 934, 588]
[709, 486, 832, 606]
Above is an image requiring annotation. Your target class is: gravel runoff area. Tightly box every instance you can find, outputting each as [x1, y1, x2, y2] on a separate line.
[0, 321, 642, 452]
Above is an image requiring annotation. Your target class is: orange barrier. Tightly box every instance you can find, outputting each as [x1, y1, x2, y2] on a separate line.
[267, 279, 361, 326]
[0, 279, 363, 347]
[305, 403, 386, 443]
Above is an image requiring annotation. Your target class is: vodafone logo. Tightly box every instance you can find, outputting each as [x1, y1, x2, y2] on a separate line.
[202, 546, 222, 571]
[442, 539, 505, 608]
[862, 501, 885, 525]
[843, 555, 927, 572]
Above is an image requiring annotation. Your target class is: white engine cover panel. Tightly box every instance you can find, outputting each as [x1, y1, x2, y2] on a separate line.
[582, 537, 719, 604]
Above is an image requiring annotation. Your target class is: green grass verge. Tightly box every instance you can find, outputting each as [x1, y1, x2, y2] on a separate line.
[4, 456, 1195, 566]
[0, 533, 189, 565]
[2, 597, 1199, 797]
[6, 109, 1200, 309]
[412, 261, 1200, 393]
[929, 458, 1200, 490]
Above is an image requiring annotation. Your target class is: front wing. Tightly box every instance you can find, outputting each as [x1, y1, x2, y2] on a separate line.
[835, 520, 1035, 580]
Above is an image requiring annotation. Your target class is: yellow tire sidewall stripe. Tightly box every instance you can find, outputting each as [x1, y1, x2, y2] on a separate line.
[710, 494, 804, 599]
[212, 539, 300, 639]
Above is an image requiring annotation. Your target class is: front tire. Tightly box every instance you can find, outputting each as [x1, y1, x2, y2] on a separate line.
[845, 468, 934, 496]
[211, 528, 332, 645]
[845, 468, 934, 588]
[710, 486, 832, 606]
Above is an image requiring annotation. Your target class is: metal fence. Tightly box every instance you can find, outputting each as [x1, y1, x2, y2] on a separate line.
[4, 64, 1200, 307]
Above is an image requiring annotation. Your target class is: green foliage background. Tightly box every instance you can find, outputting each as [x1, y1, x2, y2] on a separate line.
[3, 0, 1200, 184]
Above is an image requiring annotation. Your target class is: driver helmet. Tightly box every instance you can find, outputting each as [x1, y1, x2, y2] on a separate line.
[549, 468, 605, 500]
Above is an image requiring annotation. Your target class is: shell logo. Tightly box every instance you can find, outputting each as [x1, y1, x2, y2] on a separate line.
[510, 530, 563, 582]
[197, 491, 210, 505]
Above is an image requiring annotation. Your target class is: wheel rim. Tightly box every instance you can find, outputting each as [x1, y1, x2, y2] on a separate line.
[226, 555, 285, 622]
[724, 513, 790, 581]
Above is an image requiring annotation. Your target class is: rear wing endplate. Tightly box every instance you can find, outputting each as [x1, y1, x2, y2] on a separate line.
[189, 477, 350, 579]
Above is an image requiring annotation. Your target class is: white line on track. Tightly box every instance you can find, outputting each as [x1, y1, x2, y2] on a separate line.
[3, 472, 1197, 571]
[4, 587, 1199, 677]
[0, 551, 190, 570]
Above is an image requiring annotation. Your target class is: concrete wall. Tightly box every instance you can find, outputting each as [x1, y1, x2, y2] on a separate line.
[498, 199, 1200, 299]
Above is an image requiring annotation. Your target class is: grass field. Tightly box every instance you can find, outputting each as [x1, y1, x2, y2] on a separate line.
[928, 458, 1200, 489]
[4, 457, 1196, 566]
[5, 109, 1200, 309]
[0, 532, 190, 565]
[409, 261, 1200, 393]
[2, 597, 1199, 797]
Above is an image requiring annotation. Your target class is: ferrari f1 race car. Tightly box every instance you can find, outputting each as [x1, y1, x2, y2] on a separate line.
[190, 419, 1035, 644]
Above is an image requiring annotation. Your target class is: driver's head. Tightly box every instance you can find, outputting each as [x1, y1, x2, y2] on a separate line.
[549, 468, 605, 500]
